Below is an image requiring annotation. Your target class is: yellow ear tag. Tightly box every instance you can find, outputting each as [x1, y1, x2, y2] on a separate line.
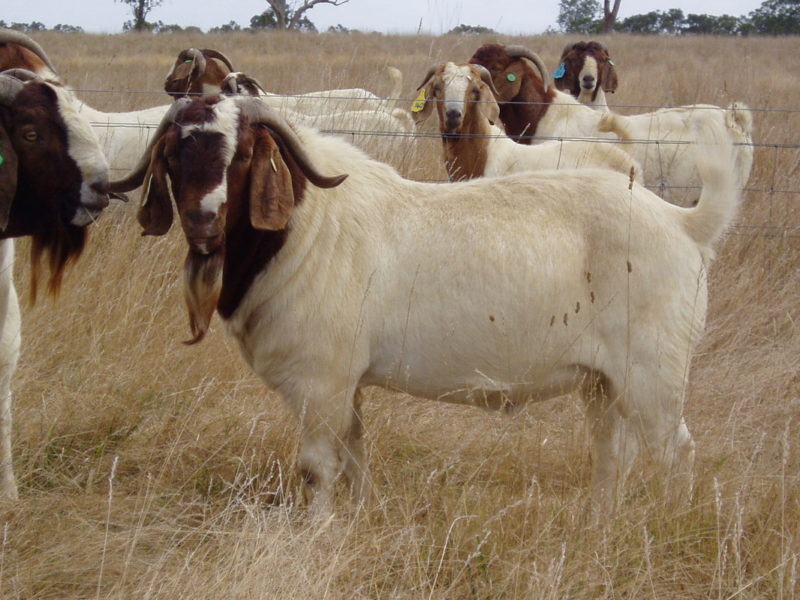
[411, 88, 427, 113]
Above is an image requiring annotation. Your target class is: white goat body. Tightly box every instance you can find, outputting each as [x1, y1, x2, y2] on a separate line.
[134, 96, 740, 514]
[523, 89, 753, 206]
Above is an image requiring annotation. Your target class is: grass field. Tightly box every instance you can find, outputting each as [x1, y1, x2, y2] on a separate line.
[1, 31, 798, 598]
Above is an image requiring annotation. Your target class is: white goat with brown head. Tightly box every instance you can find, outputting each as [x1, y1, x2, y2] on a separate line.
[413, 62, 640, 182]
[112, 94, 740, 519]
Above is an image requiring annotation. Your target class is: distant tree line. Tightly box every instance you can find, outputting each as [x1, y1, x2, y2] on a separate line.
[558, 0, 800, 35]
[4, 0, 798, 36]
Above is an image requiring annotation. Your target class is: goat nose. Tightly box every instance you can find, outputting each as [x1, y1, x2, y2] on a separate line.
[185, 209, 217, 228]
[445, 109, 462, 121]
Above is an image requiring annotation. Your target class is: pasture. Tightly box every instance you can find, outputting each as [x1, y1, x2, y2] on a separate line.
[1, 31, 798, 598]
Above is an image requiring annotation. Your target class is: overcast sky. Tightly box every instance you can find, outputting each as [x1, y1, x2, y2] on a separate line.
[4, 1, 766, 35]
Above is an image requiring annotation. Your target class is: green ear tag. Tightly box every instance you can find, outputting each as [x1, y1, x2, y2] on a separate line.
[184, 59, 193, 63]
[0, 154, 4, 168]
[506, 73, 517, 82]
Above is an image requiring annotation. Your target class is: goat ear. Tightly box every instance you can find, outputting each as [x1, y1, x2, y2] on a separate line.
[411, 84, 435, 125]
[478, 86, 500, 125]
[249, 128, 294, 231]
[601, 60, 618, 93]
[137, 137, 173, 236]
[0, 120, 18, 231]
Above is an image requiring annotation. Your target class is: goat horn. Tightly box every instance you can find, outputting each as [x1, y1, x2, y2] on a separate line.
[0, 68, 41, 82]
[201, 49, 235, 73]
[222, 72, 268, 96]
[472, 64, 499, 97]
[504, 45, 553, 93]
[0, 72, 26, 105]
[237, 98, 347, 189]
[185, 48, 207, 78]
[108, 98, 192, 193]
[0, 28, 58, 73]
[415, 64, 439, 91]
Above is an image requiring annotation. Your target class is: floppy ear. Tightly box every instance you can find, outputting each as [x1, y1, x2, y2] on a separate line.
[478, 85, 500, 125]
[411, 81, 436, 125]
[249, 127, 294, 231]
[137, 137, 173, 236]
[600, 59, 618, 93]
[0, 120, 18, 231]
[498, 60, 526, 98]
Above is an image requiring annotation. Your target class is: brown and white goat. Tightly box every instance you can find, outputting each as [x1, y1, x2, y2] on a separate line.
[0, 70, 110, 500]
[413, 62, 640, 182]
[0, 28, 58, 78]
[164, 47, 403, 115]
[112, 94, 740, 518]
[1, 29, 169, 179]
[554, 41, 618, 111]
[469, 43, 754, 206]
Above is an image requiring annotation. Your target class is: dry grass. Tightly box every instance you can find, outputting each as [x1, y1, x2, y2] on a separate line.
[0, 31, 797, 599]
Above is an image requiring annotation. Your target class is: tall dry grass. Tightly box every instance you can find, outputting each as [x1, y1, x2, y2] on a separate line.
[0, 31, 797, 599]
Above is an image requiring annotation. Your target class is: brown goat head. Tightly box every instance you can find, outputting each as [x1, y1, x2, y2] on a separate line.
[0, 28, 58, 76]
[164, 48, 236, 99]
[468, 44, 556, 144]
[555, 41, 618, 101]
[0, 72, 109, 296]
[125, 96, 346, 343]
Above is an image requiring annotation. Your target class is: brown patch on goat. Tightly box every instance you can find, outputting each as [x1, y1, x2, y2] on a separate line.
[469, 44, 556, 145]
[216, 124, 307, 321]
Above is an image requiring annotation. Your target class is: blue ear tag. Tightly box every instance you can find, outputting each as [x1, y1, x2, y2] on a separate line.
[506, 73, 516, 82]
[553, 62, 566, 79]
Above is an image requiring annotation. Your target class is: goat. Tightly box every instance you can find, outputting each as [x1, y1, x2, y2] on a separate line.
[554, 41, 618, 111]
[413, 62, 640, 182]
[219, 71, 416, 162]
[0, 70, 110, 500]
[111, 94, 740, 518]
[164, 47, 404, 115]
[0, 29, 169, 179]
[469, 43, 753, 206]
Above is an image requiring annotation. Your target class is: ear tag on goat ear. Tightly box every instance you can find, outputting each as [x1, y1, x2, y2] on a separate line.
[506, 73, 517, 82]
[608, 59, 615, 66]
[410, 88, 427, 113]
[553, 63, 566, 79]
[184, 59, 193, 63]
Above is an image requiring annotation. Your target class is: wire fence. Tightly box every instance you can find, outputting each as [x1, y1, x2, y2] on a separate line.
[74, 88, 800, 240]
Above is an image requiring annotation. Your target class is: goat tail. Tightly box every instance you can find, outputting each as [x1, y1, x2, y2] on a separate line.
[725, 102, 753, 139]
[682, 113, 740, 257]
[385, 66, 403, 111]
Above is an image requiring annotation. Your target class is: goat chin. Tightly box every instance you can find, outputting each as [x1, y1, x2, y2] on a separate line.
[183, 249, 223, 345]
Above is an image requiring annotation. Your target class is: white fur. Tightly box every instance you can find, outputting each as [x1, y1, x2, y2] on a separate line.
[534, 90, 753, 206]
[179, 98, 740, 515]
[576, 56, 609, 112]
[0, 241, 20, 500]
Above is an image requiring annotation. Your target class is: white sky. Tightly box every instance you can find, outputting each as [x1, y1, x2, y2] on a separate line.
[4, 1, 766, 35]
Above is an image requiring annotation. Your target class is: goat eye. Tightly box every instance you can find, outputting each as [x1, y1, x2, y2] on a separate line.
[23, 130, 39, 142]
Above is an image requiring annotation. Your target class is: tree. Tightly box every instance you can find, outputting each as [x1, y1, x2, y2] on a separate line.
[602, 0, 621, 33]
[557, 0, 602, 33]
[251, 0, 350, 32]
[447, 24, 497, 35]
[117, 0, 164, 32]
[615, 8, 685, 33]
[683, 13, 742, 34]
[748, 0, 800, 34]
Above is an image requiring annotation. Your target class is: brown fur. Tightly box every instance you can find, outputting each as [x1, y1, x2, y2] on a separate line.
[469, 44, 557, 145]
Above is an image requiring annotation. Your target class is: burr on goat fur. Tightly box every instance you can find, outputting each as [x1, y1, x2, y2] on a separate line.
[113, 94, 740, 516]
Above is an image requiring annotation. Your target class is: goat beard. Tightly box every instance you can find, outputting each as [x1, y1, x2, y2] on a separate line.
[183, 248, 224, 345]
[29, 224, 88, 301]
